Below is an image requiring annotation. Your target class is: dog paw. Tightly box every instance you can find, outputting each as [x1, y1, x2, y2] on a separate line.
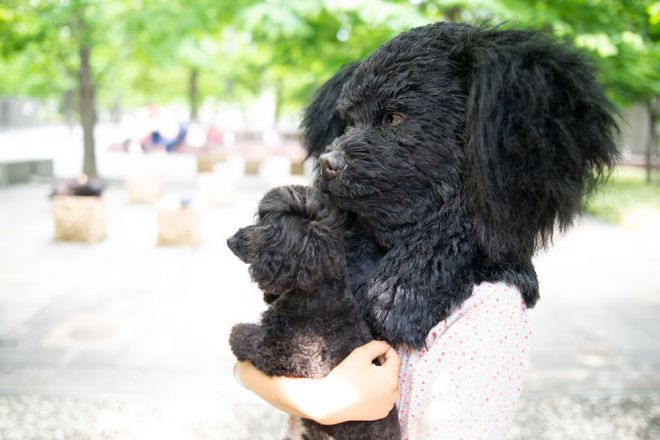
[229, 323, 263, 362]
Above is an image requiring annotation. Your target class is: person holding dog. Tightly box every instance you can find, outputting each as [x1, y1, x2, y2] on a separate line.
[235, 281, 531, 439]
[234, 21, 619, 440]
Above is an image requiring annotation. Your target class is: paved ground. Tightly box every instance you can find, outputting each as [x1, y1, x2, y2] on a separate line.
[0, 165, 659, 438]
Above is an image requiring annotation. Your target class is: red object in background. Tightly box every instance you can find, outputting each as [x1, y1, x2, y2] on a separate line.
[206, 125, 223, 146]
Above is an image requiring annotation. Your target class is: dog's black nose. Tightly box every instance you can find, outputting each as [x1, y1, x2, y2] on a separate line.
[319, 152, 346, 181]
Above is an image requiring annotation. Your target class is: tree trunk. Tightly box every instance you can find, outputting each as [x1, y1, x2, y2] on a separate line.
[444, 6, 462, 22]
[110, 96, 122, 125]
[63, 89, 75, 134]
[189, 67, 199, 122]
[274, 80, 283, 125]
[645, 98, 658, 183]
[79, 44, 98, 178]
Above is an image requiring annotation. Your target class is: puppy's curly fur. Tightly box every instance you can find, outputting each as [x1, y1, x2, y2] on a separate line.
[302, 22, 620, 348]
[227, 185, 400, 440]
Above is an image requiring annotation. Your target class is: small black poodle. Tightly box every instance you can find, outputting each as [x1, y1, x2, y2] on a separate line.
[227, 185, 400, 440]
[301, 22, 620, 349]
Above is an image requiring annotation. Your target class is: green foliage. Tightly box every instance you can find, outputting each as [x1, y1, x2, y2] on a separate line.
[1, 0, 657, 119]
[493, 0, 660, 107]
[0, 2, 40, 57]
[0, 0, 130, 100]
[233, 0, 428, 112]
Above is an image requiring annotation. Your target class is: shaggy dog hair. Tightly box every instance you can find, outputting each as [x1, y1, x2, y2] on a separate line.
[227, 185, 401, 440]
[301, 22, 620, 349]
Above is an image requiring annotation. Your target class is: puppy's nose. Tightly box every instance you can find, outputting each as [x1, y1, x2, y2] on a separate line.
[227, 234, 240, 256]
[319, 152, 346, 181]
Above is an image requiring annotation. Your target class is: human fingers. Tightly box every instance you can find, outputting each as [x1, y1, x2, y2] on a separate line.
[355, 340, 391, 361]
[380, 347, 401, 373]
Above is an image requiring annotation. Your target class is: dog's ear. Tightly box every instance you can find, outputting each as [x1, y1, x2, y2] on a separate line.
[301, 61, 361, 158]
[461, 28, 619, 261]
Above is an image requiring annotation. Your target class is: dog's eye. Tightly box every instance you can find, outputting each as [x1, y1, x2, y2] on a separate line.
[383, 112, 405, 127]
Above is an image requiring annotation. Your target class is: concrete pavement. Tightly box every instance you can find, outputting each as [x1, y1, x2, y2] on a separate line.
[0, 175, 658, 439]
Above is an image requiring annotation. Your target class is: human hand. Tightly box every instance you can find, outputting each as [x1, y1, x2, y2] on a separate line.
[315, 340, 401, 425]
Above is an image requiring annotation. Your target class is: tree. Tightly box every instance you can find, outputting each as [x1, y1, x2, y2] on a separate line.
[0, 0, 242, 175]
[235, 0, 428, 121]
[2, 0, 656, 177]
[0, 0, 132, 177]
[122, 0, 255, 122]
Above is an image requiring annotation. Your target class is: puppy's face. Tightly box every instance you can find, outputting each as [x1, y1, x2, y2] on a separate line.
[227, 223, 292, 302]
[227, 186, 346, 301]
[316, 30, 466, 226]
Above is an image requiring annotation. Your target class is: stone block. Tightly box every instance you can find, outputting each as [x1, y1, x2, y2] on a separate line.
[124, 176, 164, 203]
[157, 202, 201, 247]
[52, 196, 106, 243]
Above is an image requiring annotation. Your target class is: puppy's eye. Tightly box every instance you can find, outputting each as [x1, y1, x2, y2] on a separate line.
[383, 112, 405, 127]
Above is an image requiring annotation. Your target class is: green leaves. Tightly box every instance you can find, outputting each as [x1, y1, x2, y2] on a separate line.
[1, 0, 657, 117]
[488, 0, 660, 106]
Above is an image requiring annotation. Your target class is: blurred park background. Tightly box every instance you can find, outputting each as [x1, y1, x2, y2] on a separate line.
[0, 0, 659, 439]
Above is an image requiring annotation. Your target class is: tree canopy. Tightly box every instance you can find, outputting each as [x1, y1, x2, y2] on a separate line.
[1, 0, 657, 114]
[1, 1, 657, 177]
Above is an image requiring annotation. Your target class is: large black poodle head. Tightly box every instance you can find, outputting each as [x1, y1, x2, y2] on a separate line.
[303, 22, 619, 261]
[227, 185, 346, 301]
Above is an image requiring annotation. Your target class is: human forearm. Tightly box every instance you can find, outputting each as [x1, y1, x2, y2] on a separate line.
[234, 341, 400, 425]
[234, 361, 326, 420]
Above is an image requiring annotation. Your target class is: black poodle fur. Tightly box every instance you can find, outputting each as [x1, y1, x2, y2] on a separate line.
[302, 22, 619, 349]
[227, 185, 400, 440]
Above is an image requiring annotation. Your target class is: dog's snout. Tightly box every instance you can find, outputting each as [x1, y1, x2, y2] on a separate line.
[227, 227, 255, 263]
[227, 233, 240, 256]
[319, 152, 346, 181]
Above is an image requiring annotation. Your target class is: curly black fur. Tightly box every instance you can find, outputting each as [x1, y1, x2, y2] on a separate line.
[302, 22, 619, 349]
[227, 185, 400, 440]
[302, 62, 362, 161]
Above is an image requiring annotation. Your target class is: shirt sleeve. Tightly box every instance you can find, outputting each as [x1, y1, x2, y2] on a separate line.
[397, 283, 531, 440]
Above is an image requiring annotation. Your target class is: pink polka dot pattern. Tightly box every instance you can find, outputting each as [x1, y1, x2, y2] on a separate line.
[396, 282, 531, 440]
[279, 282, 531, 440]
